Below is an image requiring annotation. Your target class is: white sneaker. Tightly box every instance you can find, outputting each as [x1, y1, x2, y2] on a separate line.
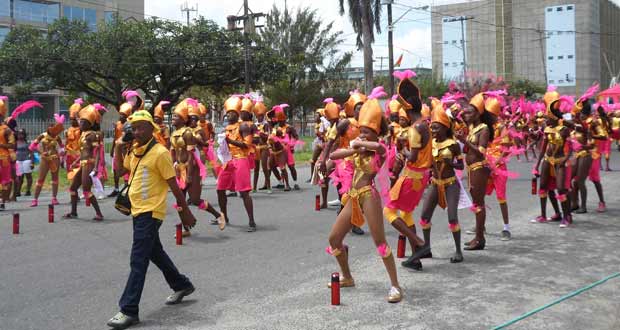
[327, 199, 341, 206]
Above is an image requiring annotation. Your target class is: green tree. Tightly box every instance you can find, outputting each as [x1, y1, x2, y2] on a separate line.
[339, 0, 382, 92]
[258, 5, 351, 133]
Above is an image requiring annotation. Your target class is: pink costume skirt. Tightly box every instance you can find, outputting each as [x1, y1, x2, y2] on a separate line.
[216, 157, 252, 192]
[385, 167, 429, 212]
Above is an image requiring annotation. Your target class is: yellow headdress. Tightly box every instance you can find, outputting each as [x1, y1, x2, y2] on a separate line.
[344, 90, 367, 117]
[241, 96, 254, 113]
[469, 93, 485, 114]
[421, 104, 430, 119]
[387, 97, 402, 114]
[224, 96, 243, 114]
[153, 101, 170, 119]
[431, 98, 451, 128]
[119, 102, 133, 117]
[253, 101, 267, 116]
[358, 87, 386, 134]
[323, 98, 340, 120]
[173, 99, 190, 122]
[69, 98, 83, 119]
[129, 110, 160, 133]
[485, 97, 501, 116]
[79, 105, 99, 125]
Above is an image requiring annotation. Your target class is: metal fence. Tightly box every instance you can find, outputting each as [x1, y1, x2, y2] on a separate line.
[16, 118, 115, 141]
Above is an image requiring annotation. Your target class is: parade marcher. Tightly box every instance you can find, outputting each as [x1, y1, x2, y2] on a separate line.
[383, 70, 430, 270]
[187, 99, 225, 232]
[107, 110, 197, 330]
[268, 104, 292, 191]
[326, 86, 403, 303]
[240, 96, 258, 183]
[413, 99, 465, 264]
[483, 93, 514, 240]
[610, 109, 620, 151]
[274, 105, 300, 190]
[253, 98, 272, 193]
[532, 88, 573, 227]
[198, 102, 218, 178]
[14, 129, 33, 197]
[0, 98, 40, 209]
[153, 101, 171, 149]
[65, 99, 82, 180]
[217, 96, 256, 232]
[308, 108, 328, 183]
[30, 114, 65, 207]
[584, 104, 608, 212]
[385, 96, 403, 187]
[63, 104, 105, 220]
[108, 102, 133, 197]
[314, 98, 340, 209]
[456, 93, 495, 250]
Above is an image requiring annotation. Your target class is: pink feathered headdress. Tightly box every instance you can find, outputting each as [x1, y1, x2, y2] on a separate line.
[10, 100, 42, 120]
[392, 70, 417, 81]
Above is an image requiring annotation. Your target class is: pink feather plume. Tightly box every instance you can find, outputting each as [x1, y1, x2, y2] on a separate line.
[10, 100, 42, 120]
[186, 98, 199, 108]
[578, 83, 600, 103]
[124, 90, 139, 101]
[74, 98, 83, 105]
[158, 101, 170, 107]
[392, 70, 416, 81]
[323, 98, 334, 104]
[547, 85, 557, 92]
[368, 86, 387, 100]
[484, 89, 507, 98]
[0, 96, 8, 102]
[54, 113, 65, 124]
[93, 103, 107, 112]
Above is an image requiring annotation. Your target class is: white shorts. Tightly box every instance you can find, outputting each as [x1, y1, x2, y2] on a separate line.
[16, 160, 33, 176]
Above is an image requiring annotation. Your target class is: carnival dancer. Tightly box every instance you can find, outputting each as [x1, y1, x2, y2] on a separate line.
[30, 114, 65, 207]
[385, 96, 403, 186]
[63, 104, 105, 220]
[274, 105, 300, 190]
[153, 101, 171, 149]
[14, 129, 34, 197]
[108, 102, 132, 197]
[0, 98, 40, 209]
[198, 102, 218, 178]
[531, 88, 573, 227]
[314, 98, 341, 209]
[268, 104, 292, 191]
[240, 96, 257, 178]
[483, 93, 514, 241]
[322, 91, 367, 235]
[326, 86, 403, 303]
[411, 99, 465, 264]
[383, 70, 430, 270]
[308, 108, 328, 183]
[65, 99, 82, 179]
[456, 93, 495, 250]
[584, 104, 608, 212]
[217, 95, 256, 232]
[253, 98, 272, 192]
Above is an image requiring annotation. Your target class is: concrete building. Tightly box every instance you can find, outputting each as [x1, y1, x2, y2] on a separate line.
[431, 0, 620, 95]
[0, 0, 144, 123]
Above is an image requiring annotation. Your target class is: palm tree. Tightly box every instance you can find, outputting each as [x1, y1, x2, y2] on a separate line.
[339, 0, 382, 93]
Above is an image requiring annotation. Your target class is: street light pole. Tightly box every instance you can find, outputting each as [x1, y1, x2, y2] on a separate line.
[385, 0, 395, 95]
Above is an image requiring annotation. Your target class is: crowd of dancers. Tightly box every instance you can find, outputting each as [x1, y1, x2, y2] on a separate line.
[0, 71, 618, 306]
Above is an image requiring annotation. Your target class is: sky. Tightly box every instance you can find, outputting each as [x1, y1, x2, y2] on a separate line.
[145, 0, 620, 70]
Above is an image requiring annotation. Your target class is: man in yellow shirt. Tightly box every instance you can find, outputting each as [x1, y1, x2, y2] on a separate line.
[108, 110, 197, 330]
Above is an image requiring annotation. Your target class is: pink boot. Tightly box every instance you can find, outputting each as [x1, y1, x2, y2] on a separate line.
[30, 199, 38, 207]
[597, 202, 606, 213]
[51, 197, 59, 206]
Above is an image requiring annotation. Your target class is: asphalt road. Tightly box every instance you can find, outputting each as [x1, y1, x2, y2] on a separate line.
[1, 153, 619, 330]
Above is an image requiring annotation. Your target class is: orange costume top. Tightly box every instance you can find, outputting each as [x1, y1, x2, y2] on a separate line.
[242, 120, 256, 155]
[0, 123, 14, 164]
[226, 122, 252, 159]
[487, 122, 512, 162]
[114, 121, 124, 141]
[65, 126, 81, 156]
[389, 122, 432, 201]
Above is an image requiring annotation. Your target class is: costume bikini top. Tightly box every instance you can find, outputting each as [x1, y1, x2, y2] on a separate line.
[79, 131, 98, 151]
[544, 125, 567, 157]
[351, 151, 380, 188]
[39, 133, 60, 154]
[171, 126, 193, 151]
[467, 123, 487, 145]
[432, 138, 458, 177]
[226, 122, 249, 159]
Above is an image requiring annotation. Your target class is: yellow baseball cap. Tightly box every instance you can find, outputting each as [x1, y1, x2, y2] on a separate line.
[128, 110, 160, 132]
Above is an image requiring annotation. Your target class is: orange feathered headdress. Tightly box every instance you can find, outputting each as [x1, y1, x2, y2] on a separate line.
[272, 104, 289, 121]
[48, 113, 65, 136]
[224, 95, 243, 114]
[469, 93, 485, 114]
[79, 105, 99, 125]
[485, 97, 501, 116]
[185, 98, 200, 117]
[344, 90, 367, 117]
[393, 70, 421, 111]
[431, 98, 450, 128]
[358, 86, 386, 134]
[173, 99, 190, 122]
[543, 85, 560, 108]
[153, 101, 170, 119]
[387, 95, 402, 114]
[241, 95, 254, 113]
[0, 96, 7, 117]
[253, 100, 267, 116]
[323, 98, 340, 120]
[119, 102, 133, 117]
[69, 98, 83, 119]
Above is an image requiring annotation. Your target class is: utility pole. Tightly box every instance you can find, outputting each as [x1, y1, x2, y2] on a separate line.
[227, 1, 266, 93]
[384, 0, 395, 95]
[180, 1, 197, 26]
[445, 16, 473, 86]
[376, 56, 388, 74]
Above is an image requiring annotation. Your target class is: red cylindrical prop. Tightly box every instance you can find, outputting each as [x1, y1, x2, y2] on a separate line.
[315, 195, 320, 211]
[12, 213, 19, 234]
[531, 177, 537, 195]
[397, 235, 406, 258]
[331, 272, 340, 305]
[48, 204, 54, 223]
[176, 224, 183, 245]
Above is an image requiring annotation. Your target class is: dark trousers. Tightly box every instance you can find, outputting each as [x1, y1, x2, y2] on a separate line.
[119, 212, 192, 317]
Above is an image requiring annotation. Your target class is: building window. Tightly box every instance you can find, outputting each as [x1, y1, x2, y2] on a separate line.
[548, 56, 553, 60]
[105, 11, 116, 23]
[559, 80, 564, 83]
[443, 40, 448, 44]
[558, 55, 564, 59]
[567, 6, 573, 10]
[84, 8, 96, 30]
[547, 8, 552, 12]
[549, 80, 555, 83]
[460, 62, 464, 65]
[64, 6, 96, 31]
[0, 26, 9, 44]
[568, 55, 574, 59]
[0, 0, 9, 17]
[14, 0, 59, 23]
[557, 7, 563, 11]
[444, 63, 449, 67]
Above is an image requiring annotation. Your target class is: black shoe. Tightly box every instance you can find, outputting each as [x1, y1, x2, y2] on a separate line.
[450, 252, 464, 263]
[305, 179, 311, 183]
[351, 226, 364, 235]
[107, 190, 119, 198]
[419, 250, 433, 259]
[293, 184, 300, 190]
[247, 224, 257, 232]
[165, 284, 195, 305]
[25, 191, 31, 196]
[107, 312, 139, 329]
[275, 184, 284, 189]
[401, 256, 423, 271]
[500, 230, 511, 241]
[575, 208, 587, 214]
[15, 192, 20, 197]
[409, 245, 431, 261]
[0, 203, 4, 210]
